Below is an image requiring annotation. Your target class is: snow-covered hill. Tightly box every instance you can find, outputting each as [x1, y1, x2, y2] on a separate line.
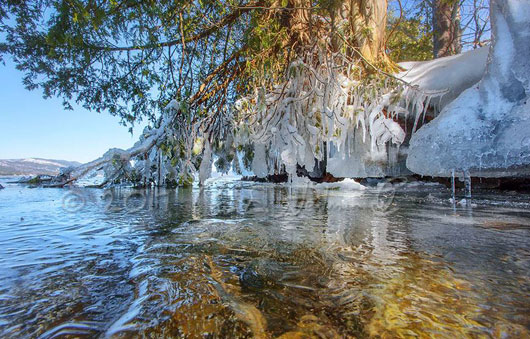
[0, 158, 81, 176]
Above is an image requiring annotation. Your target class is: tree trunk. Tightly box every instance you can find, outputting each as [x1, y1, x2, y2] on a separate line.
[287, 0, 312, 48]
[349, 0, 389, 64]
[433, 0, 462, 58]
[284, 0, 391, 66]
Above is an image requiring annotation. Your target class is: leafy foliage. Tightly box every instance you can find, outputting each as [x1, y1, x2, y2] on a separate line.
[0, 0, 250, 128]
[386, 13, 433, 62]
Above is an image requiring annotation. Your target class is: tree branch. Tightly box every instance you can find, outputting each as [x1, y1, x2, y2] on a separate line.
[86, 2, 260, 52]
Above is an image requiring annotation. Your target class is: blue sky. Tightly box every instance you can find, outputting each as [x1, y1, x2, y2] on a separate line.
[0, 58, 147, 163]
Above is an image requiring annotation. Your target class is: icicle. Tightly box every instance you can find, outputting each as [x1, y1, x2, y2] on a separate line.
[198, 140, 212, 186]
[464, 170, 472, 200]
[158, 152, 162, 186]
[451, 169, 456, 205]
[252, 143, 268, 178]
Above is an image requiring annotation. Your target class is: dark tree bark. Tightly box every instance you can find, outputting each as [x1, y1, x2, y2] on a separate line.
[433, 0, 462, 58]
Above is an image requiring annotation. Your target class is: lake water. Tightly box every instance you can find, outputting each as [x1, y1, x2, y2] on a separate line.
[0, 177, 529, 338]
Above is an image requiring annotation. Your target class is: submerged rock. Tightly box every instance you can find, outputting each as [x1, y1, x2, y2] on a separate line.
[239, 259, 284, 291]
[407, 0, 530, 177]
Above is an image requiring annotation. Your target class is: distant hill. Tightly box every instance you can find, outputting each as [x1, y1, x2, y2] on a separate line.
[0, 158, 82, 176]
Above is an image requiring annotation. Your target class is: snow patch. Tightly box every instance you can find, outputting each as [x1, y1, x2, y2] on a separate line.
[399, 47, 488, 110]
[22, 158, 64, 167]
[289, 175, 365, 190]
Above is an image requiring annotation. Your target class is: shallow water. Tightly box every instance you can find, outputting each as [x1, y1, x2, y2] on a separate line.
[0, 177, 529, 338]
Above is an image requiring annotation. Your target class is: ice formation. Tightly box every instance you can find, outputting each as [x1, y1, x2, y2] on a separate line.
[198, 140, 213, 185]
[407, 0, 530, 177]
[399, 46, 488, 111]
[65, 104, 177, 186]
[233, 47, 440, 179]
[55, 99, 208, 187]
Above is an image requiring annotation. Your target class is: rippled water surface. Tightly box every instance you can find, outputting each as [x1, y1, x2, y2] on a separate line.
[0, 177, 529, 338]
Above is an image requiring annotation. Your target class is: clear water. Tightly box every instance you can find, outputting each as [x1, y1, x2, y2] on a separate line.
[0, 177, 529, 338]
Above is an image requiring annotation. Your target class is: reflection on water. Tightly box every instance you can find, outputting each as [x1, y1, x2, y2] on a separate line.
[0, 177, 529, 338]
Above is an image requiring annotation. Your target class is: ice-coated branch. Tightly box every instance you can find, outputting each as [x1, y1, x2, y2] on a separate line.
[23, 101, 181, 188]
[233, 43, 446, 180]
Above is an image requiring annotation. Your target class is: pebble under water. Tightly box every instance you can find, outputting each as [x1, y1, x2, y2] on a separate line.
[0, 177, 529, 338]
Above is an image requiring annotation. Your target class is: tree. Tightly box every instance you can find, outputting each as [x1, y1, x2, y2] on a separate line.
[0, 0, 439, 186]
